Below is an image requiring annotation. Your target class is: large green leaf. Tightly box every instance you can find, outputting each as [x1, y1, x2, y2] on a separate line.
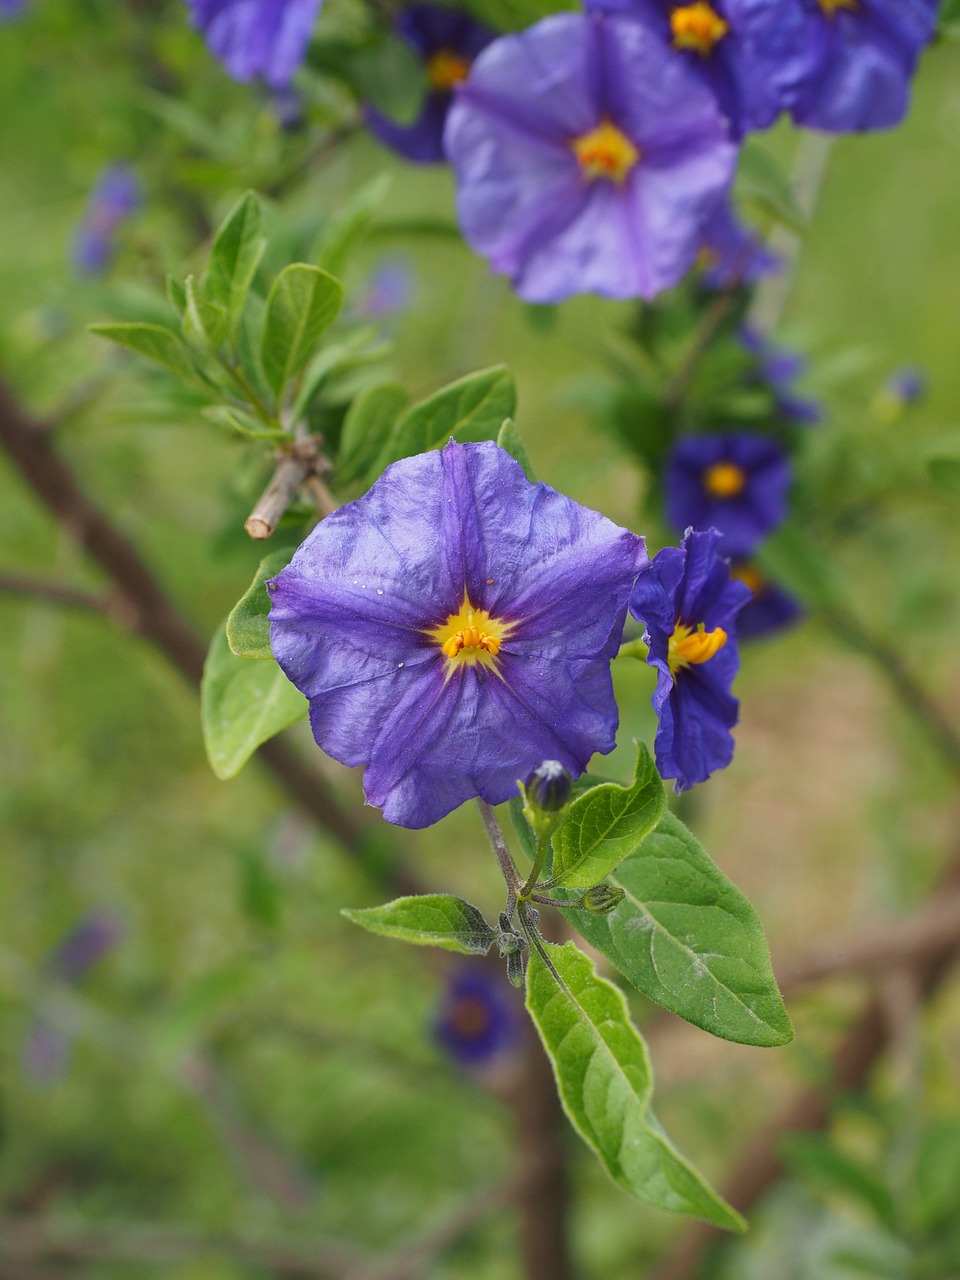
[226, 549, 294, 659]
[88, 322, 199, 382]
[201, 191, 267, 337]
[338, 382, 408, 484]
[526, 939, 744, 1230]
[377, 366, 516, 469]
[201, 624, 307, 780]
[549, 743, 665, 889]
[562, 811, 793, 1048]
[342, 895, 498, 956]
[261, 264, 344, 399]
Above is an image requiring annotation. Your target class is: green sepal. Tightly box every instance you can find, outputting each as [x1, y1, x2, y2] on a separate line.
[88, 322, 200, 383]
[547, 743, 666, 889]
[201, 623, 307, 780]
[496, 417, 537, 482]
[342, 894, 498, 956]
[201, 191, 266, 337]
[561, 810, 794, 1048]
[226, 549, 295, 659]
[525, 939, 745, 1231]
[261, 264, 344, 400]
[376, 366, 517, 470]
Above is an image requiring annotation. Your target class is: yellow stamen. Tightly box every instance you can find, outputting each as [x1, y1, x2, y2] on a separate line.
[668, 622, 728, 676]
[819, 0, 857, 14]
[425, 48, 472, 91]
[429, 595, 511, 672]
[702, 461, 747, 498]
[670, 2, 729, 55]
[572, 120, 640, 185]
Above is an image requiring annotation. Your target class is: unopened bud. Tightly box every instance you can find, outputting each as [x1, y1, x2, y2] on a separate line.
[524, 760, 572, 813]
[580, 883, 625, 915]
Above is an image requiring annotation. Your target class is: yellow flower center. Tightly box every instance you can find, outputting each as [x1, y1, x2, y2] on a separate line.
[670, 2, 730, 55]
[572, 120, 640, 185]
[819, 0, 857, 14]
[668, 622, 728, 676]
[425, 48, 472, 91]
[702, 461, 747, 498]
[429, 596, 510, 672]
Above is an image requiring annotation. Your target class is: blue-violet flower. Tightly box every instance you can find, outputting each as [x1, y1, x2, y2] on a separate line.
[186, 0, 324, 88]
[435, 967, 521, 1068]
[730, 562, 804, 639]
[740, 326, 821, 426]
[72, 166, 140, 276]
[698, 201, 780, 290]
[269, 440, 647, 829]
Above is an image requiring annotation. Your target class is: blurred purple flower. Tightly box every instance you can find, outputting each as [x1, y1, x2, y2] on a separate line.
[354, 257, 416, 321]
[740, 326, 821, 426]
[0, 0, 27, 20]
[664, 433, 792, 559]
[72, 166, 140, 276]
[48, 910, 124, 983]
[21, 1016, 72, 1085]
[445, 12, 737, 303]
[730, 562, 804, 639]
[367, 4, 495, 163]
[698, 201, 780, 290]
[884, 365, 927, 407]
[268, 440, 646, 828]
[186, 0, 324, 88]
[435, 967, 521, 1068]
[631, 527, 750, 790]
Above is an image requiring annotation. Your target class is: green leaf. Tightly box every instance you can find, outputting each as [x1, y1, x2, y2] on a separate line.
[736, 140, 806, 234]
[311, 174, 392, 277]
[549, 743, 666, 889]
[183, 274, 229, 351]
[261, 264, 344, 399]
[377, 366, 517, 469]
[346, 37, 426, 125]
[201, 624, 307, 780]
[783, 1135, 896, 1229]
[202, 191, 266, 336]
[562, 811, 793, 1048]
[342, 895, 498, 956]
[226, 550, 294, 659]
[89, 322, 199, 382]
[462, 0, 573, 32]
[757, 522, 844, 612]
[525, 939, 744, 1231]
[928, 453, 960, 495]
[338, 383, 409, 484]
[201, 405, 290, 442]
[496, 417, 537, 482]
[166, 275, 187, 317]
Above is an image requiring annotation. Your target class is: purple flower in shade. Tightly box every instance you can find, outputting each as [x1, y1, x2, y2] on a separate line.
[664, 433, 792, 559]
[21, 1016, 72, 1086]
[444, 13, 737, 304]
[48, 911, 124, 983]
[698, 201, 780, 290]
[740, 326, 821, 426]
[268, 440, 647, 829]
[787, 0, 939, 133]
[884, 366, 927, 407]
[72, 166, 140, 276]
[186, 0, 324, 88]
[367, 4, 495, 164]
[730, 562, 804, 639]
[0, 0, 27, 20]
[631, 528, 750, 790]
[354, 256, 416, 321]
[582, 0, 811, 137]
[435, 967, 521, 1068]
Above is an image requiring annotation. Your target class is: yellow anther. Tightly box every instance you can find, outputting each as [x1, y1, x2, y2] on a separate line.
[703, 461, 747, 498]
[819, 0, 857, 14]
[430, 596, 510, 672]
[572, 120, 640, 185]
[670, 2, 729, 55]
[425, 48, 472, 91]
[668, 622, 728, 676]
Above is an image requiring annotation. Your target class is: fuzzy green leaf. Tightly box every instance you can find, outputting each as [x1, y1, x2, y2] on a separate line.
[562, 811, 793, 1048]
[226, 550, 294, 659]
[549, 744, 665, 889]
[89, 322, 199, 382]
[526, 939, 745, 1230]
[201, 624, 307, 780]
[261, 264, 344, 399]
[377, 366, 516, 469]
[342, 895, 498, 955]
[202, 191, 266, 335]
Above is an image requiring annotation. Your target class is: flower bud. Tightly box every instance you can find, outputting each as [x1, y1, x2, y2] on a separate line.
[524, 760, 572, 812]
[580, 883, 625, 915]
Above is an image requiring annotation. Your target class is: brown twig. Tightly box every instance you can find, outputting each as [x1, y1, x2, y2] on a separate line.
[0, 570, 117, 618]
[245, 437, 326, 539]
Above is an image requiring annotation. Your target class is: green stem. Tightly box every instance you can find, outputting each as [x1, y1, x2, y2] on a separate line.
[520, 835, 550, 901]
[216, 356, 278, 426]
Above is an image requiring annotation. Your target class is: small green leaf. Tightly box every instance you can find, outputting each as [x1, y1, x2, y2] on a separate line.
[338, 383, 409, 484]
[201, 405, 290, 441]
[183, 274, 229, 351]
[226, 550, 294, 659]
[562, 811, 793, 1048]
[261, 264, 344, 399]
[347, 36, 426, 124]
[462, 0, 571, 32]
[201, 624, 307, 780]
[736, 140, 806, 234]
[89, 322, 199, 382]
[496, 417, 537, 482]
[167, 275, 187, 317]
[526, 939, 744, 1231]
[928, 453, 960, 495]
[342, 895, 498, 956]
[311, 174, 392, 277]
[377, 366, 517, 469]
[202, 191, 266, 335]
[549, 744, 665, 889]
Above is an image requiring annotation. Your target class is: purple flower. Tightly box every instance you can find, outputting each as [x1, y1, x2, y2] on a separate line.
[354, 256, 417, 321]
[444, 13, 737, 304]
[787, 0, 939, 133]
[740, 326, 821, 425]
[730, 562, 804, 639]
[21, 1016, 72, 1086]
[698, 201, 780, 290]
[0, 0, 27, 21]
[583, 0, 811, 136]
[367, 4, 495, 163]
[664, 433, 792, 559]
[186, 0, 324, 88]
[269, 440, 646, 829]
[72, 166, 140, 276]
[48, 911, 124, 983]
[884, 365, 927, 407]
[435, 967, 521, 1068]
[631, 528, 750, 790]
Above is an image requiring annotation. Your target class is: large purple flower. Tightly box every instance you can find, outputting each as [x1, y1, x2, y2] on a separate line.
[186, 0, 323, 88]
[631, 528, 750, 790]
[787, 0, 939, 132]
[664, 433, 792, 558]
[269, 441, 647, 829]
[583, 0, 811, 136]
[367, 4, 495, 164]
[444, 13, 737, 304]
